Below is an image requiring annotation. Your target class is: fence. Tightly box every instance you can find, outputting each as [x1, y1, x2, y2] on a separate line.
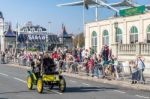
[1, 54, 150, 86]
[117, 43, 150, 56]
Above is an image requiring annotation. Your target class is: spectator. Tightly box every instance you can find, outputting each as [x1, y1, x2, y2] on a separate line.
[93, 54, 101, 78]
[113, 57, 120, 80]
[87, 56, 94, 76]
[129, 60, 138, 84]
[84, 49, 89, 59]
[89, 47, 94, 56]
[1, 52, 5, 64]
[101, 45, 110, 65]
[136, 56, 145, 84]
[66, 53, 74, 73]
[51, 51, 59, 60]
[79, 48, 83, 62]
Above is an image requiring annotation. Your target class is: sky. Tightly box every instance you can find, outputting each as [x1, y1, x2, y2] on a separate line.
[0, 0, 150, 35]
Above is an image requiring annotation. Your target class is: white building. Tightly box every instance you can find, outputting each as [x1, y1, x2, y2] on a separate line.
[85, 7, 150, 73]
[0, 12, 5, 52]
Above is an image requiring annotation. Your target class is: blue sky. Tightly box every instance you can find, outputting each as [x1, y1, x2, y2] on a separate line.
[0, 0, 150, 34]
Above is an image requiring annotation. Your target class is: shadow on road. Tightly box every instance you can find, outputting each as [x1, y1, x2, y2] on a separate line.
[0, 90, 32, 95]
[0, 98, 8, 99]
[65, 86, 117, 93]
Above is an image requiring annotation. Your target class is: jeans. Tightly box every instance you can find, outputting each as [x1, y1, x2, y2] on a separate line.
[1, 56, 5, 64]
[114, 66, 119, 79]
[132, 71, 138, 81]
[93, 64, 101, 78]
[137, 69, 145, 82]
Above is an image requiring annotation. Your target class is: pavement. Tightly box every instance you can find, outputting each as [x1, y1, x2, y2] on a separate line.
[0, 63, 150, 99]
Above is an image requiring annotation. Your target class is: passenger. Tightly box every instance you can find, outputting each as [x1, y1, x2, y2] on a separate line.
[31, 54, 41, 78]
[43, 53, 56, 74]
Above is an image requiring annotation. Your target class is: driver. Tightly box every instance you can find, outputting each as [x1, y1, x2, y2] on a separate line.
[43, 53, 56, 74]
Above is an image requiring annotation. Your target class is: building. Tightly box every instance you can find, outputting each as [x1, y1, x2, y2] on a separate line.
[0, 12, 4, 52]
[85, 6, 150, 73]
[59, 25, 73, 50]
[4, 24, 16, 50]
[47, 34, 61, 51]
[17, 21, 47, 51]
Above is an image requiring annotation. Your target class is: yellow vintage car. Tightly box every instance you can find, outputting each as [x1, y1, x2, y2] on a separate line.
[27, 70, 66, 93]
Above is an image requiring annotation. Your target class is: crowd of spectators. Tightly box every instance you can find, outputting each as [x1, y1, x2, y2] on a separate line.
[0, 46, 146, 84]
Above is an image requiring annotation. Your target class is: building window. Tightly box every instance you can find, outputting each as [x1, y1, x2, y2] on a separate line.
[38, 28, 42, 32]
[91, 31, 97, 52]
[24, 28, 28, 32]
[103, 30, 109, 45]
[130, 26, 138, 44]
[116, 28, 122, 43]
[147, 25, 150, 43]
[31, 28, 35, 33]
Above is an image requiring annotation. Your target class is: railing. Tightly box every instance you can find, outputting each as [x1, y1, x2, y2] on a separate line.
[117, 43, 150, 56]
[140, 44, 150, 55]
[118, 44, 136, 55]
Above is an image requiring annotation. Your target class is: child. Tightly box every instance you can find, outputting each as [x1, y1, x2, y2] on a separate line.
[129, 61, 138, 84]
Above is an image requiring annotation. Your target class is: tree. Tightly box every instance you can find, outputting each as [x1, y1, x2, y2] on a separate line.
[73, 32, 85, 48]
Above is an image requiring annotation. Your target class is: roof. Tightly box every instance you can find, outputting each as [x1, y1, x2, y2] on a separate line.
[20, 25, 47, 31]
[61, 24, 72, 38]
[4, 24, 16, 37]
[0, 12, 3, 18]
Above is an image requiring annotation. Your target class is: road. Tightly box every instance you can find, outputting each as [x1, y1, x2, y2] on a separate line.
[0, 64, 149, 99]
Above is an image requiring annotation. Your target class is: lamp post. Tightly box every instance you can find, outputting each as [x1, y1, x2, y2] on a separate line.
[48, 21, 51, 34]
[114, 22, 118, 43]
[46, 22, 52, 51]
[77, 28, 80, 48]
[16, 23, 20, 54]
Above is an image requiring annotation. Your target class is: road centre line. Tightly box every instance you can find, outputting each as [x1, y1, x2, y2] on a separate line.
[135, 95, 150, 99]
[69, 80, 77, 83]
[82, 83, 90, 86]
[0, 73, 9, 77]
[13, 77, 26, 84]
[113, 90, 126, 94]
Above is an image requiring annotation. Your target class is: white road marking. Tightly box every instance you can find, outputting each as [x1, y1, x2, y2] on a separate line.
[50, 90, 63, 95]
[113, 90, 126, 94]
[135, 95, 150, 99]
[69, 80, 77, 83]
[13, 77, 26, 84]
[82, 83, 90, 86]
[0, 73, 9, 77]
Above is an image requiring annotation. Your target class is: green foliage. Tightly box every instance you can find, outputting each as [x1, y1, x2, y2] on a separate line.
[27, 48, 37, 51]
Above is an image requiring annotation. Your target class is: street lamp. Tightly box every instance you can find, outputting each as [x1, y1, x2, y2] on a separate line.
[114, 22, 118, 43]
[48, 21, 52, 34]
[77, 28, 80, 48]
[16, 23, 20, 53]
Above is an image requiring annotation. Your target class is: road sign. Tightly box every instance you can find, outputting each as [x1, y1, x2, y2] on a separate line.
[119, 5, 145, 17]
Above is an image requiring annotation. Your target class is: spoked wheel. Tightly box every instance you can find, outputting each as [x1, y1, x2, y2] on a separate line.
[37, 78, 43, 93]
[59, 77, 66, 92]
[27, 76, 33, 90]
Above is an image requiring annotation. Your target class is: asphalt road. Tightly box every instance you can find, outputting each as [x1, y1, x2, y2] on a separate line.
[0, 64, 150, 99]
